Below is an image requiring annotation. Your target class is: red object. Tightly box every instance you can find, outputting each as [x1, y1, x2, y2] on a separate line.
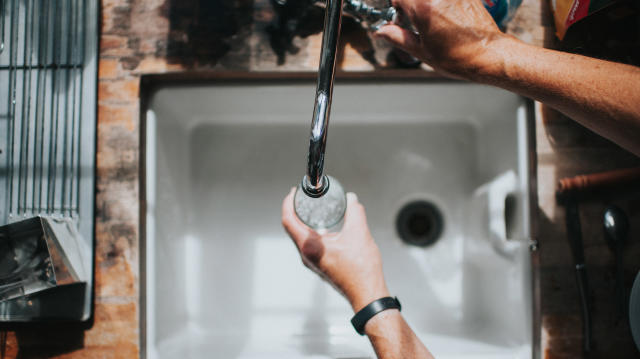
[565, 0, 591, 27]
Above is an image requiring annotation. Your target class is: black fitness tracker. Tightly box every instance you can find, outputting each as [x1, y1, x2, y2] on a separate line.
[351, 296, 402, 335]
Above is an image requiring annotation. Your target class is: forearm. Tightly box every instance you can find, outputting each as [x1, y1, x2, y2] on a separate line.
[477, 36, 640, 156]
[364, 309, 434, 359]
[346, 282, 432, 358]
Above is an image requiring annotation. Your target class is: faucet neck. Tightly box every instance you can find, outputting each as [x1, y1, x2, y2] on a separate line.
[305, 0, 344, 195]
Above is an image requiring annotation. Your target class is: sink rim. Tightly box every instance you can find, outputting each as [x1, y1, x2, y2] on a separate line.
[138, 73, 540, 359]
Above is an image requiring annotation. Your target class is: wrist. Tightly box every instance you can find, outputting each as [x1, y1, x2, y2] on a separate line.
[347, 282, 391, 312]
[362, 307, 402, 335]
[471, 34, 522, 83]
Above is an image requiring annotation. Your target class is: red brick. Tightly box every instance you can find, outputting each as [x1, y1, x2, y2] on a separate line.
[97, 104, 138, 131]
[99, 79, 140, 103]
[98, 58, 124, 80]
[100, 35, 132, 57]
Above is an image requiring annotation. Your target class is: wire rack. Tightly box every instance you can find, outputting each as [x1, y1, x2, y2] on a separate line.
[0, 0, 96, 234]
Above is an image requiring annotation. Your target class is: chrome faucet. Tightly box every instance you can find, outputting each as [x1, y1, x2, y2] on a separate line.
[301, 0, 396, 197]
[292, 0, 397, 229]
[339, 0, 397, 30]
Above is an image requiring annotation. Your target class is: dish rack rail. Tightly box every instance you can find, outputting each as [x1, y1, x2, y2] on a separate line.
[0, 0, 97, 240]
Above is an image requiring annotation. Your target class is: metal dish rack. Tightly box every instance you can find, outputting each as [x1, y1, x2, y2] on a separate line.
[0, 0, 97, 324]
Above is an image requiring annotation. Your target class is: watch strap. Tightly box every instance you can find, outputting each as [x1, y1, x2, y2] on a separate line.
[351, 296, 401, 335]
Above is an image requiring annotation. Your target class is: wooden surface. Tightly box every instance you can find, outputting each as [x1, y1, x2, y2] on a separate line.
[2, 0, 639, 358]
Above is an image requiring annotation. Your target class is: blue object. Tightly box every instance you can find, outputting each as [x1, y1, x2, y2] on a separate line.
[483, 0, 523, 27]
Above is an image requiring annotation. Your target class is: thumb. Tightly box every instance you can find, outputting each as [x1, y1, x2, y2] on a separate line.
[343, 192, 368, 228]
[375, 24, 420, 56]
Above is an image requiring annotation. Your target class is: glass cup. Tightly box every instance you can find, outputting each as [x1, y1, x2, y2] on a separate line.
[294, 175, 347, 231]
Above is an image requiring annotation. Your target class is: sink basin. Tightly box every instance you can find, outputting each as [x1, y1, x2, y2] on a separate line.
[143, 78, 534, 359]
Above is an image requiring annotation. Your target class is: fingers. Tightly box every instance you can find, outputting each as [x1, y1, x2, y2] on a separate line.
[374, 24, 420, 55]
[281, 187, 314, 247]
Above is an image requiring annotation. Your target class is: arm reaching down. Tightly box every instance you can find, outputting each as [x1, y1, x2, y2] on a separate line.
[375, 0, 640, 156]
[281, 188, 434, 359]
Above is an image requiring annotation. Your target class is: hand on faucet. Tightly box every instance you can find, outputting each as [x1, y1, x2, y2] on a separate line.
[374, 0, 505, 79]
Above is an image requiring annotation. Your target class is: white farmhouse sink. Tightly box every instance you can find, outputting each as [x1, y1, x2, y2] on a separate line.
[143, 79, 534, 359]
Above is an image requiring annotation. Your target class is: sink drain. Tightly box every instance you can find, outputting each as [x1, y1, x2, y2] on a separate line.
[396, 200, 443, 247]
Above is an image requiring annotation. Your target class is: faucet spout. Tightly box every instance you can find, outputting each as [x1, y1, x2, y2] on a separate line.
[303, 0, 344, 198]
